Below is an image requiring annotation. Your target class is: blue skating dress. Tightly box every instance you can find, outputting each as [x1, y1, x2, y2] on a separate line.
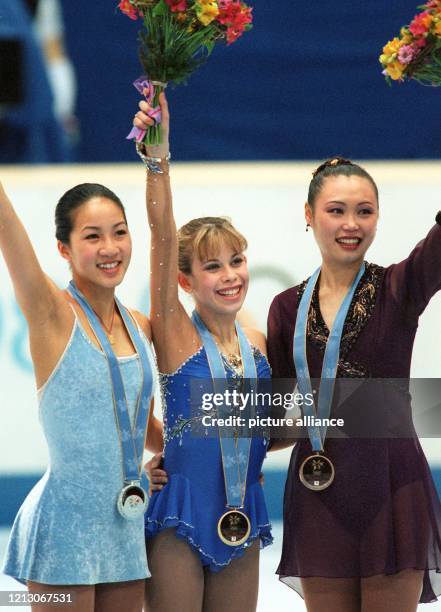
[3, 313, 156, 585]
[145, 345, 273, 570]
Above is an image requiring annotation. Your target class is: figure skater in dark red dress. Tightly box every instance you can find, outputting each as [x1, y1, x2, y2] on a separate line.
[268, 157, 441, 612]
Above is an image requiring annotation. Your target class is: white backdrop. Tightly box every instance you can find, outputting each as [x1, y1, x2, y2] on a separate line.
[0, 161, 440, 474]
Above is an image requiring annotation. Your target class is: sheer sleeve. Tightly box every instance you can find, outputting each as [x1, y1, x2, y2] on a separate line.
[267, 290, 299, 449]
[267, 292, 295, 378]
[385, 216, 441, 321]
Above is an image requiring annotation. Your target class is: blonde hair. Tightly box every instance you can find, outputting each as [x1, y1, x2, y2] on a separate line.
[177, 217, 247, 275]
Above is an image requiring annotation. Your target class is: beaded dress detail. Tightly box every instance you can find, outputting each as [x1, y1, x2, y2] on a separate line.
[145, 345, 273, 570]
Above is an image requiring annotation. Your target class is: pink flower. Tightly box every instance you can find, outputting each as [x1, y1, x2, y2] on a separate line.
[165, 0, 187, 12]
[397, 44, 418, 64]
[118, 0, 139, 20]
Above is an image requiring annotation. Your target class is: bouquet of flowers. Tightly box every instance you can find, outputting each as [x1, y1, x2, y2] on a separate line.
[380, 0, 441, 85]
[118, 0, 253, 144]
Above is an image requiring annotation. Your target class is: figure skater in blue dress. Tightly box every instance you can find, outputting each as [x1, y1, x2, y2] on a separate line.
[0, 181, 163, 611]
[133, 94, 272, 612]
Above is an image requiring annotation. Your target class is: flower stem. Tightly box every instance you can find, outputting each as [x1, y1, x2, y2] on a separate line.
[143, 84, 164, 146]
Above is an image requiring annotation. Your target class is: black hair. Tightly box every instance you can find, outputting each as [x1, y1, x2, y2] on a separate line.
[55, 183, 127, 244]
[307, 157, 379, 208]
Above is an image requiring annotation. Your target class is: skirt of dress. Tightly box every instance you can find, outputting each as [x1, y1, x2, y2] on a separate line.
[3, 471, 149, 585]
[277, 438, 441, 603]
[145, 475, 273, 571]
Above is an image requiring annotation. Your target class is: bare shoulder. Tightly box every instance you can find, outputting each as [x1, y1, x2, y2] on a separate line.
[132, 309, 152, 342]
[243, 327, 267, 357]
[31, 280, 74, 333]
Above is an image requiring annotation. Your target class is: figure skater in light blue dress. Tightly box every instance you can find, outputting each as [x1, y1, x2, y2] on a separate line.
[0, 181, 163, 612]
[133, 95, 272, 612]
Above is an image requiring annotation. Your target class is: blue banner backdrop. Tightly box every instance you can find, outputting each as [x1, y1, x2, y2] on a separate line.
[60, 0, 441, 162]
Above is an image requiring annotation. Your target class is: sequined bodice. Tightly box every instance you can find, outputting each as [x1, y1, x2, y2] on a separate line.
[159, 345, 271, 485]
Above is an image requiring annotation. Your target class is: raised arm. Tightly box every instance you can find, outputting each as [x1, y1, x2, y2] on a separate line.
[386, 214, 441, 320]
[134, 95, 199, 371]
[0, 181, 67, 327]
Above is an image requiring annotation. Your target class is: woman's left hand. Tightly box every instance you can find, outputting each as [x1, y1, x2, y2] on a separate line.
[133, 92, 170, 159]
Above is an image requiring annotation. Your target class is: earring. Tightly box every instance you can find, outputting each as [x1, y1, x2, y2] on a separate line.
[306, 223, 311, 232]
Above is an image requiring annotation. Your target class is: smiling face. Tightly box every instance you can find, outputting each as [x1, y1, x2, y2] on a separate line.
[58, 197, 132, 289]
[305, 175, 379, 267]
[179, 241, 249, 317]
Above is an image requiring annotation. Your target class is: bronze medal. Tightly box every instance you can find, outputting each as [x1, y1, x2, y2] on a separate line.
[299, 453, 335, 491]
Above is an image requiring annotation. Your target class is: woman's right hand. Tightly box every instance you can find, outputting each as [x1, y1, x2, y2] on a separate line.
[134, 92, 170, 159]
[144, 452, 168, 494]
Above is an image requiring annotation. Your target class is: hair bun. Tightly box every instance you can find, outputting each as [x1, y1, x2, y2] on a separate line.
[312, 157, 354, 178]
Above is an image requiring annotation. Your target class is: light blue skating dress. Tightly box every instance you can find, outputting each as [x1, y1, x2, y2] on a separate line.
[3, 312, 155, 585]
[145, 345, 273, 570]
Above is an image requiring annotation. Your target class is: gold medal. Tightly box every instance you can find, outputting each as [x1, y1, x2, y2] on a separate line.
[218, 510, 251, 546]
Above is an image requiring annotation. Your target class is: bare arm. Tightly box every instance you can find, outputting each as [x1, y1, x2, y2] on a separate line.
[145, 405, 164, 454]
[131, 311, 164, 453]
[143, 99, 180, 321]
[0, 181, 68, 327]
[134, 95, 199, 371]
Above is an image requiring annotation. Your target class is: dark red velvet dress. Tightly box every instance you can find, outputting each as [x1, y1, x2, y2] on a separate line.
[267, 219, 441, 603]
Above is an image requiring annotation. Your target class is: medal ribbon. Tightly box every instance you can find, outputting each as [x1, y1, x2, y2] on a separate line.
[68, 282, 154, 483]
[293, 264, 366, 452]
[192, 311, 257, 508]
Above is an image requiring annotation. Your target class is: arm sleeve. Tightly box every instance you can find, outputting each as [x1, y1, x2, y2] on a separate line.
[386, 215, 441, 320]
[267, 293, 299, 449]
[267, 294, 292, 378]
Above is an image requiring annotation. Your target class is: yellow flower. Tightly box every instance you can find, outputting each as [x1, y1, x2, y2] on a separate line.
[383, 37, 402, 57]
[196, 0, 219, 26]
[379, 53, 392, 66]
[434, 20, 441, 35]
[400, 27, 413, 44]
[386, 61, 406, 80]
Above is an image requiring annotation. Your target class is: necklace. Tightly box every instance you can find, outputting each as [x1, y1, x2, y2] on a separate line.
[226, 352, 243, 371]
[215, 337, 243, 374]
[92, 302, 116, 345]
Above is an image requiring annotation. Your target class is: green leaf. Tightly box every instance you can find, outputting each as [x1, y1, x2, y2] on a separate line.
[153, 0, 169, 17]
[204, 39, 215, 54]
